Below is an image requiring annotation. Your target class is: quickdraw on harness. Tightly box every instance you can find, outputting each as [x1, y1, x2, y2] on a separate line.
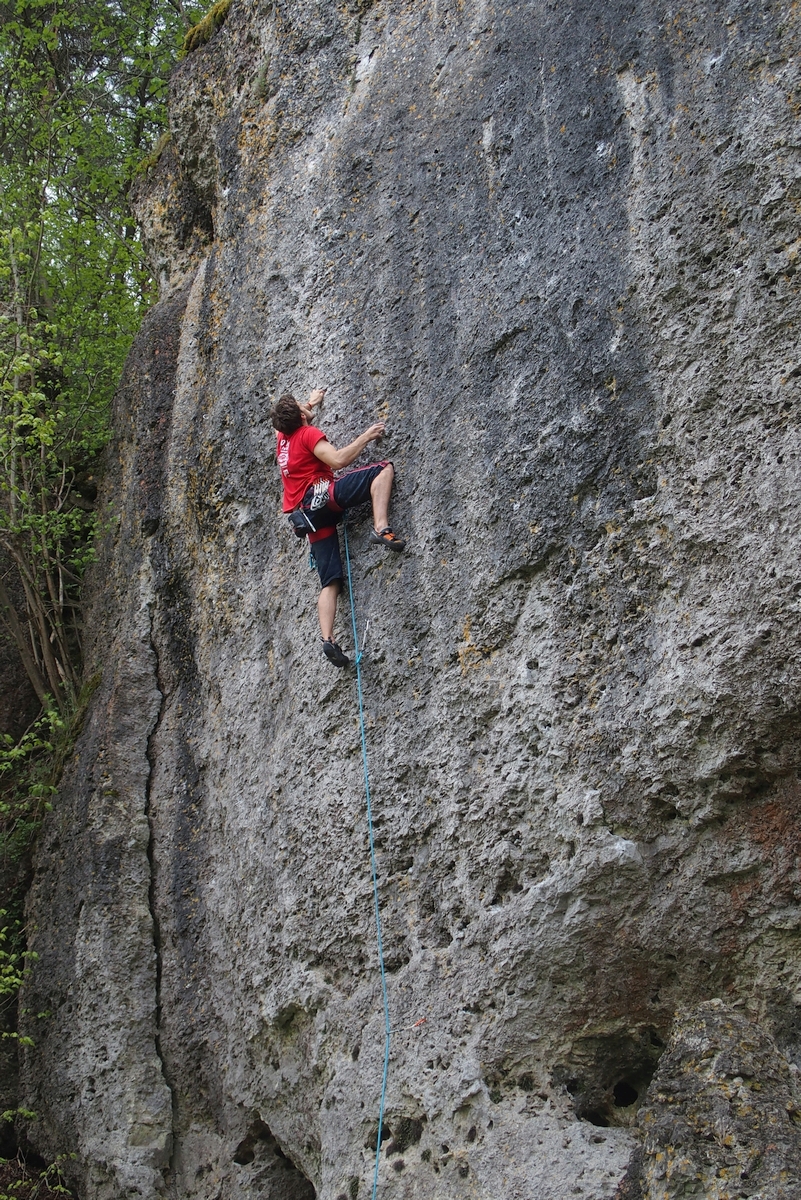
[309, 478, 331, 510]
[343, 519, 392, 1200]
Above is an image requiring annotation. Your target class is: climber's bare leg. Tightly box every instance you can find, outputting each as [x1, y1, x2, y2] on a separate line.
[318, 582, 339, 641]
[370, 463, 394, 533]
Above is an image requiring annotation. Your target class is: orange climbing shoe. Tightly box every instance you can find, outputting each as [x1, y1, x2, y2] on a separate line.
[370, 527, 406, 552]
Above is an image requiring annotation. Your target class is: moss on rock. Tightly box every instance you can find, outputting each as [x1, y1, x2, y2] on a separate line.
[132, 131, 172, 179]
[182, 0, 232, 56]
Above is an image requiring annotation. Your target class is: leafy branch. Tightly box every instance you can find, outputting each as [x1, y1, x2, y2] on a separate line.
[0, 1151, 77, 1200]
[0, 0, 192, 713]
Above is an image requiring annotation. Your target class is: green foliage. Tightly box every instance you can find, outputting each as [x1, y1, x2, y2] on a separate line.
[0, 1151, 77, 1200]
[0, 916, 35, 1008]
[0, 0, 190, 711]
[0, 707, 63, 860]
[0, 681, 100, 1186]
[0, 677, 99, 863]
[183, 0, 233, 55]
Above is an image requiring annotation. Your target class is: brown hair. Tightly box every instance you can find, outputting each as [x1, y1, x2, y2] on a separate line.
[271, 394, 303, 434]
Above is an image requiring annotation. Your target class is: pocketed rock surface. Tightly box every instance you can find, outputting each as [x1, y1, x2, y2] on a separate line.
[18, 2, 801, 1198]
[622, 1000, 801, 1199]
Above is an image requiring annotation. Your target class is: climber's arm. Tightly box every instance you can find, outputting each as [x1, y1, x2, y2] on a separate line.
[313, 423, 386, 472]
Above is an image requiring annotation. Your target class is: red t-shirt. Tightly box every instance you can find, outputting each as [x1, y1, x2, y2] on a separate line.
[276, 424, 334, 511]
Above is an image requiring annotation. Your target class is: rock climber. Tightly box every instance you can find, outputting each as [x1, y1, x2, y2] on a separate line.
[272, 388, 405, 668]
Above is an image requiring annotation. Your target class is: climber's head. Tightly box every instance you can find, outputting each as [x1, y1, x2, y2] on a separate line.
[271, 394, 304, 434]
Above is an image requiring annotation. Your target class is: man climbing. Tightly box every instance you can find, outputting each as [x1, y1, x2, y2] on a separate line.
[272, 388, 405, 668]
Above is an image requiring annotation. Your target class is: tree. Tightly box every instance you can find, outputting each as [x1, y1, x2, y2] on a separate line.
[0, 0, 196, 711]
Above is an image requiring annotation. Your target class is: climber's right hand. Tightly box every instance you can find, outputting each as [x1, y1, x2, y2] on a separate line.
[365, 422, 386, 441]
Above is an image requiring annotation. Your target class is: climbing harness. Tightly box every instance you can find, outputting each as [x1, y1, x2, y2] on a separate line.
[342, 519, 391, 1200]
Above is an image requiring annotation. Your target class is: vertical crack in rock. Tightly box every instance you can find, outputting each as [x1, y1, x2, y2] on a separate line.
[15, 264, 194, 1197]
[16, 567, 178, 1200]
[144, 595, 177, 1186]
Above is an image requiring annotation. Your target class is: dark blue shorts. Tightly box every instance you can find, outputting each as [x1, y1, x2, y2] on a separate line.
[305, 462, 390, 588]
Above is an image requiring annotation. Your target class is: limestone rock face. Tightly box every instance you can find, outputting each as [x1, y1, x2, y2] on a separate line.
[19, 2, 801, 1199]
[130, 140, 214, 298]
[626, 1001, 801, 1200]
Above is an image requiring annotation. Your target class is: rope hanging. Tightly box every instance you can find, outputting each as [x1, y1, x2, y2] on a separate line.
[342, 519, 392, 1200]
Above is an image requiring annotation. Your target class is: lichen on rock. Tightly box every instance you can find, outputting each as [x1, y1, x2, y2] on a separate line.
[628, 1000, 801, 1199]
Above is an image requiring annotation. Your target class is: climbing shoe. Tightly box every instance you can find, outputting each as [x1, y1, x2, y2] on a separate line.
[370, 527, 406, 552]
[322, 638, 349, 668]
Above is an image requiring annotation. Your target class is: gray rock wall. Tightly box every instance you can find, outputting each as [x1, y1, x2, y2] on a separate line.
[631, 1000, 801, 1200]
[20, 2, 801, 1198]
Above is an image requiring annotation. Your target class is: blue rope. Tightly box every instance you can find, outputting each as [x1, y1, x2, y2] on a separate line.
[342, 519, 391, 1200]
